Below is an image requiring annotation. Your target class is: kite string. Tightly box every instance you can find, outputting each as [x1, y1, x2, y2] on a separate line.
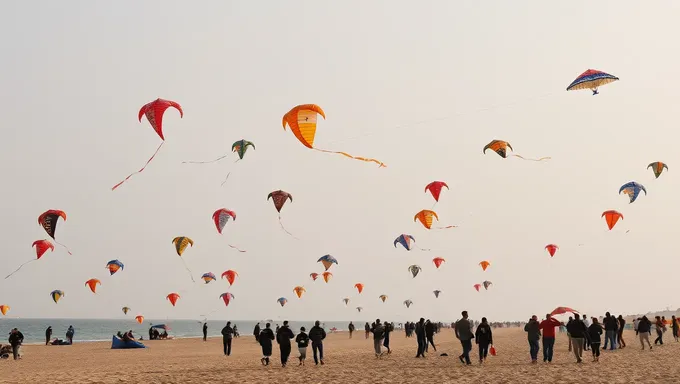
[220, 159, 240, 187]
[227, 244, 246, 253]
[112, 142, 165, 191]
[278, 215, 300, 241]
[182, 153, 229, 164]
[511, 154, 552, 162]
[180, 258, 196, 283]
[55, 241, 73, 255]
[5, 259, 36, 279]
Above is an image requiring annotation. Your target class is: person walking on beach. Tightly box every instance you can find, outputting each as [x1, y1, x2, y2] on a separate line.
[524, 315, 541, 363]
[383, 321, 392, 354]
[617, 315, 626, 348]
[309, 320, 326, 365]
[259, 323, 275, 366]
[276, 320, 295, 367]
[364, 322, 370, 339]
[475, 317, 493, 364]
[203, 322, 208, 342]
[425, 319, 437, 352]
[582, 314, 590, 351]
[538, 313, 562, 363]
[454, 311, 474, 365]
[654, 316, 665, 345]
[253, 323, 261, 343]
[371, 319, 385, 357]
[66, 325, 75, 345]
[603, 312, 617, 350]
[637, 315, 652, 350]
[348, 322, 355, 339]
[566, 316, 573, 352]
[415, 318, 426, 358]
[8, 328, 24, 360]
[221, 321, 234, 356]
[567, 314, 587, 363]
[45, 326, 52, 345]
[295, 327, 309, 366]
[588, 317, 603, 362]
[672, 316, 679, 342]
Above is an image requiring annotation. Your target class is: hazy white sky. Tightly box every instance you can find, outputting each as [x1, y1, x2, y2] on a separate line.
[2, 1, 680, 322]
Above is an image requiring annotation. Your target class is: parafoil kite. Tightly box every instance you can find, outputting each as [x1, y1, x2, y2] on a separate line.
[50, 290, 64, 304]
[545, 244, 558, 257]
[221, 270, 239, 286]
[356, 307, 363, 312]
[433, 290, 441, 298]
[414, 210, 438, 229]
[277, 297, 288, 307]
[166, 293, 180, 307]
[483, 280, 493, 290]
[85, 278, 101, 293]
[293, 286, 306, 298]
[433, 257, 446, 269]
[550, 306, 579, 316]
[211, 209, 245, 252]
[122, 307, 131, 315]
[354, 283, 364, 294]
[112, 98, 183, 190]
[106, 260, 124, 275]
[38, 210, 71, 254]
[425, 181, 449, 202]
[403, 300, 413, 308]
[135, 315, 144, 324]
[172, 237, 196, 282]
[394, 234, 416, 251]
[648, 162, 668, 179]
[268, 190, 296, 238]
[619, 181, 647, 204]
[232, 139, 255, 160]
[282, 104, 385, 167]
[322, 271, 333, 283]
[408, 265, 422, 278]
[479, 260, 490, 271]
[602, 210, 623, 230]
[379, 294, 388, 303]
[342, 298, 350, 305]
[310, 273, 319, 281]
[318, 255, 338, 271]
[0, 305, 9, 316]
[33, 240, 54, 259]
[566, 69, 619, 95]
[474, 284, 482, 292]
[483, 140, 549, 162]
[201, 272, 216, 284]
[220, 292, 235, 307]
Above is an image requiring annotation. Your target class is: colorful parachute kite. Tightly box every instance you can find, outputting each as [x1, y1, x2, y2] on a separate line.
[172, 237, 195, 282]
[602, 210, 623, 230]
[122, 307, 131, 315]
[85, 278, 101, 293]
[545, 244, 559, 257]
[221, 270, 239, 286]
[483, 140, 549, 161]
[566, 69, 619, 95]
[379, 294, 388, 303]
[38, 210, 71, 254]
[211, 209, 245, 252]
[220, 292, 235, 307]
[483, 281, 493, 290]
[474, 284, 482, 292]
[394, 234, 416, 251]
[433, 257, 446, 269]
[106, 260, 124, 275]
[479, 260, 490, 271]
[318, 255, 338, 271]
[403, 300, 413, 308]
[277, 297, 288, 307]
[408, 265, 422, 278]
[354, 283, 364, 294]
[414, 210, 456, 230]
[268, 190, 296, 238]
[135, 315, 144, 324]
[33, 240, 54, 259]
[112, 98, 183, 190]
[433, 290, 441, 298]
[425, 181, 449, 202]
[619, 181, 647, 204]
[293, 286, 306, 298]
[0, 305, 9, 316]
[648, 162, 668, 179]
[342, 298, 350, 305]
[322, 271, 333, 283]
[310, 273, 319, 281]
[201, 272, 216, 284]
[282, 104, 385, 167]
[232, 139, 255, 160]
[50, 290, 64, 304]
[356, 307, 363, 312]
[166, 293, 180, 307]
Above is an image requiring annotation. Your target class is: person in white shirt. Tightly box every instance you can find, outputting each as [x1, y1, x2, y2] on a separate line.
[582, 315, 591, 350]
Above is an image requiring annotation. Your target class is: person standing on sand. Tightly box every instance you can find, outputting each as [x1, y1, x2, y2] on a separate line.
[221, 321, 234, 356]
[566, 316, 573, 352]
[295, 327, 309, 366]
[566, 313, 587, 363]
[8, 328, 24, 360]
[365, 322, 370, 339]
[383, 321, 392, 354]
[672, 316, 679, 342]
[309, 320, 326, 365]
[276, 320, 295, 367]
[617, 315, 626, 348]
[45, 326, 52, 345]
[603, 312, 617, 350]
[653, 316, 665, 345]
[259, 323, 275, 366]
[454, 311, 474, 365]
[582, 314, 590, 351]
[588, 317, 603, 362]
[475, 317, 493, 364]
[371, 319, 385, 357]
[253, 323, 261, 343]
[66, 325, 75, 345]
[425, 320, 437, 352]
[524, 315, 541, 363]
[348, 322, 355, 339]
[415, 318, 426, 358]
[203, 322, 208, 342]
[538, 314, 562, 363]
[637, 315, 652, 350]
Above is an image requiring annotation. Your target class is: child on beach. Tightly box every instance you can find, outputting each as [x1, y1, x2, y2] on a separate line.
[296, 327, 310, 366]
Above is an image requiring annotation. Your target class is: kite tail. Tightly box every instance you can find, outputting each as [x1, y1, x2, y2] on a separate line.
[416, 245, 431, 252]
[5, 259, 36, 279]
[227, 244, 246, 253]
[436, 225, 458, 230]
[278, 215, 300, 240]
[314, 148, 387, 168]
[511, 154, 551, 162]
[220, 172, 232, 187]
[55, 241, 73, 255]
[182, 153, 230, 164]
[180, 258, 196, 283]
[112, 142, 165, 190]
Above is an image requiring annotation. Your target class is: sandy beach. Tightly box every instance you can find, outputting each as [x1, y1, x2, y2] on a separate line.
[3, 328, 680, 383]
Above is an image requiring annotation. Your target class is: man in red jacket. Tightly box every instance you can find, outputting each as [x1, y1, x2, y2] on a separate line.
[539, 314, 563, 363]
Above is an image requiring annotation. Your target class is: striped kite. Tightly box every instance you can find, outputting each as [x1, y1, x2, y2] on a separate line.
[567, 69, 619, 95]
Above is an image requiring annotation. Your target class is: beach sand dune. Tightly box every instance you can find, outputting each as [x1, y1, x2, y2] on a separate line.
[3, 329, 680, 383]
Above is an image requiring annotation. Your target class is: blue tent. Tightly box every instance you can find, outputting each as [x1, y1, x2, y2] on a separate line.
[111, 336, 146, 349]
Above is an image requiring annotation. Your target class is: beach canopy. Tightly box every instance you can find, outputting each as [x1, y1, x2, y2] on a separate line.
[151, 324, 170, 330]
[550, 306, 579, 316]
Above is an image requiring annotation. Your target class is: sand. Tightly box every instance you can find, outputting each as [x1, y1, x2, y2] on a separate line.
[3, 328, 680, 383]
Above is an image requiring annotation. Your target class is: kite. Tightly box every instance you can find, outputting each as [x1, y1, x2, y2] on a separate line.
[282, 104, 385, 167]
[545, 244, 558, 257]
[166, 293, 180, 307]
[648, 162, 668, 179]
[425, 181, 449, 202]
[135, 315, 144, 324]
[277, 297, 288, 307]
[550, 306, 578, 316]
[408, 265, 422, 278]
[38, 210, 72, 254]
[342, 298, 350, 305]
[354, 283, 364, 294]
[414, 210, 457, 230]
[379, 294, 388, 303]
[356, 307, 363, 312]
[566, 69, 618, 95]
[211, 209, 245, 252]
[293, 286, 306, 298]
[201, 272, 216, 284]
[220, 292, 235, 307]
[0, 305, 9, 316]
[112, 98, 183, 190]
[433, 290, 441, 298]
[183, 139, 255, 167]
[433, 257, 446, 269]
[106, 260, 124, 275]
[403, 300, 413, 308]
[479, 260, 490, 271]
[122, 307, 131, 315]
[268, 190, 297, 239]
[483, 280, 493, 290]
[221, 270, 239, 286]
[602, 210, 623, 230]
[619, 181, 647, 204]
[172, 237, 196, 283]
[318, 255, 338, 271]
[322, 271, 333, 283]
[310, 273, 319, 281]
[394, 234, 416, 251]
[5, 240, 56, 279]
[85, 278, 101, 293]
[50, 290, 64, 304]
[474, 284, 482, 292]
[483, 140, 550, 162]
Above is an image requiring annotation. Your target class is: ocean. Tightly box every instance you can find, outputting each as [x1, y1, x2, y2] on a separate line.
[0, 319, 357, 344]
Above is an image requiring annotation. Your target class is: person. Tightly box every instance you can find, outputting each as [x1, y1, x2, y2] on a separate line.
[253, 323, 261, 343]
[415, 318, 426, 358]
[153, 328, 160, 340]
[637, 315, 652, 350]
[383, 321, 392, 354]
[308, 320, 326, 365]
[603, 312, 617, 350]
[617, 315, 626, 348]
[588, 317, 603, 362]
[475, 317, 493, 364]
[582, 314, 590, 351]
[454, 311, 474, 365]
[364, 322, 370, 339]
[425, 319, 437, 352]
[654, 316, 665, 345]
[45, 326, 52, 346]
[66, 325, 75, 345]
[538, 313, 562, 363]
[524, 315, 541, 363]
[148, 326, 154, 340]
[221, 322, 234, 356]
[8, 328, 24, 360]
[276, 320, 295, 367]
[633, 317, 639, 333]
[566, 316, 573, 352]
[348, 322, 355, 339]
[566, 313, 587, 363]
[371, 319, 385, 357]
[203, 322, 208, 342]
[295, 327, 309, 366]
[259, 323, 275, 365]
[233, 325, 239, 338]
[275, 324, 280, 334]
[672, 316, 679, 342]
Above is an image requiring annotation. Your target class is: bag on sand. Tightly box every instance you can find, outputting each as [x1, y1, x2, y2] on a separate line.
[489, 345, 497, 356]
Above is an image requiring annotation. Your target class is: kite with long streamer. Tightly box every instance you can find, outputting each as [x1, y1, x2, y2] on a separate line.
[483, 140, 550, 162]
[38, 210, 72, 255]
[5, 240, 55, 279]
[212, 209, 246, 252]
[172, 237, 196, 283]
[268, 190, 297, 239]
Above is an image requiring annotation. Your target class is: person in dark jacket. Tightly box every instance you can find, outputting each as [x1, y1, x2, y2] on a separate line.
[364, 322, 370, 339]
[617, 315, 626, 348]
[202, 322, 208, 342]
[295, 327, 309, 365]
[383, 321, 392, 354]
[588, 318, 603, 362]
[348, 322, 355, 339]
[566, 314, 587, 363]
[8, 328, 24, 360]
[259, 323, 275, 365]
[415, 318, 427, 358]
[66, 325, 75, 345]
[276, 320, 295, 367]
[672, 315, 679, 342]
[637, 315, 652, 350]
[253, 323, 261, 343]
[370, 319, 385, 357]
[455, 311, 474, 365]
[45, 326, 53, 346]
[524, 315, 541, 363]
[221, 322, 234, 356]
[475, 317, 493, 363]
[602, 312, 617, 350]
[425, 319, 437, 352]
[654, 316, 665, 346]
[308, 320, 327, 365]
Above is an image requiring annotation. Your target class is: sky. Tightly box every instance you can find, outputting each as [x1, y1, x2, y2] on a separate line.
[1, 1, 680, 322]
